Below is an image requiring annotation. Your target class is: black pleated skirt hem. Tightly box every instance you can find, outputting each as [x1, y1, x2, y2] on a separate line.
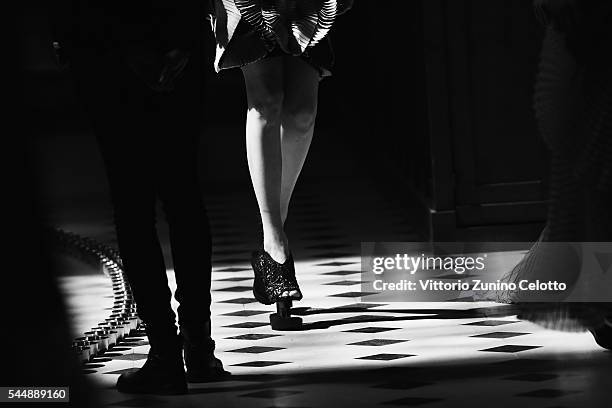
[215, 21, 335, 78]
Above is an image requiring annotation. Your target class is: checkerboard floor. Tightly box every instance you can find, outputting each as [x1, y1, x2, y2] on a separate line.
[59, 184, 612, 408]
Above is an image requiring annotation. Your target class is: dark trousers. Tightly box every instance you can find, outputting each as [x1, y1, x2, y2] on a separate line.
[70, 46, 212, 331]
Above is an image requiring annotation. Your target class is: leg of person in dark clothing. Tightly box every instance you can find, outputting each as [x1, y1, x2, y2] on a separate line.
[54, 0, 226, 395]
[70, 40, 228, 393]
[152, 52, 229, 381]
[70, 50, 186, 394]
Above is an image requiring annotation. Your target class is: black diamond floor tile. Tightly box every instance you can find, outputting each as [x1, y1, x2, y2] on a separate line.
[223, 322, 270, 329]
[324, 280, 361, 286]
[231, 361, 290, 367]
[216, 277, 252, 282]
[216, 267, 250, 273]
[464, 320, 519, 326]
[222, 310, 269, 317]
[343, 327, 401, 333]
[348, 339, 408, 346]
[214, 286, 252, 292]
[219, 298, 258, 304]
[330, 292, 377, 298]
[470, 332, 530, 339]
[225, 333, 281, 340]
[103, 368, 139, 375]
[480, 345, 542, 353]
[228, 346, 285, 354]
[334, 303, 388, 310]
[322, 270, 361, 276]
[317, 261, 357, 267]
[356, 353, 415, 361]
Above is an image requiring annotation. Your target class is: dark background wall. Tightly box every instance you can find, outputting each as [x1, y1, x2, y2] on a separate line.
[20, 0, 547, 241]
[422, 0, 547, 240]
[21, 1, 426, 183]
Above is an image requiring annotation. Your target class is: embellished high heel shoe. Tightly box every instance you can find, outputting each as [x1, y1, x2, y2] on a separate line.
[251, 249, 303, 305]
[251, 249, 304, 330]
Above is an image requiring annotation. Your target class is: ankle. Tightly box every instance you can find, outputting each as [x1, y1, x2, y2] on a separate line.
[263, 230, 288, 260]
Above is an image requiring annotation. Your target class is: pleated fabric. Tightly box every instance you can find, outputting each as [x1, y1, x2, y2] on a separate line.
[474, 3, 612, 330]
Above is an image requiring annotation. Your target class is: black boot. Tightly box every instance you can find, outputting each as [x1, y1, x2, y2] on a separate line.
[116, 324, 187, 394]
[181, 322, 230, 382]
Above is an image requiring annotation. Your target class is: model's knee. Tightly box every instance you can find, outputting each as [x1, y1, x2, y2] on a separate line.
[282, 107, 317, 134]
[247, 92, 284, 126]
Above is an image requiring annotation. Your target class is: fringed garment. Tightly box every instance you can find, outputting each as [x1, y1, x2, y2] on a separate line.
[475, 0, 612, 331]
[209, 0, 346, 76]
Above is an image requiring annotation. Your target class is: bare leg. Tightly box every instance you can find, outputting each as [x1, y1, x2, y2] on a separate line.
[280, 56, 320, 224]
[241, 57, 289, 263]
[277, 57, 320, 298]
